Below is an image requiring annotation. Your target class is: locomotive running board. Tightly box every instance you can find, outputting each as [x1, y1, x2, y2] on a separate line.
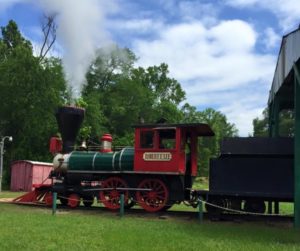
[83, 187, 152, 192]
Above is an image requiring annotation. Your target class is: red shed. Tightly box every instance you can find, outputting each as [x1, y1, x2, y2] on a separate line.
[10, 160, 53, 191]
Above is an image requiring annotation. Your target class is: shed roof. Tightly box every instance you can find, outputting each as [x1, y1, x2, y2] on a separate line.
[12, 160, 53, 166]
[268, 27, 300, 106]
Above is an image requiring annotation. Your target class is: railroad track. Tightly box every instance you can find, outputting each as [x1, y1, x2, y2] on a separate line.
[6, 201, 293, 225]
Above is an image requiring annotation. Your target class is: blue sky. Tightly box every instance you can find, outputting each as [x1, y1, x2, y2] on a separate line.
[1, 0, 300, 135]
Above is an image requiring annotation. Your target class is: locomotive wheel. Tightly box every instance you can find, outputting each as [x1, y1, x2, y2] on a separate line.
[67, 193, 80, 208]
[244, 200, 266, 214]
[136, 178, 169, 212]
[83, 196, 94, 207]
[100, 177, 129, 210]
[44, 192, 53, 206]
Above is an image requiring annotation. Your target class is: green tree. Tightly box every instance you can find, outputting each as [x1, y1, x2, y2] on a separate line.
[253, 108, 294, 137]
[130, 64, 185, 105]
[0, 20, 67, 187]
[279, 110, 294, 137]
[181, 104, 238, 176]
[84, 45, 137, 94]
[129, 63, 185, 123]
[81, 45, 137, 144]
[253, 108, 269, 136]
[82, 47, 186, 146]
[1, 20, 32, 51]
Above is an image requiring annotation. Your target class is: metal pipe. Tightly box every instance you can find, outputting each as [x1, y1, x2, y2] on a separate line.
[120, 194, 124, 217]
[52, 192, 57, 215]
[198, 196, 203, 223]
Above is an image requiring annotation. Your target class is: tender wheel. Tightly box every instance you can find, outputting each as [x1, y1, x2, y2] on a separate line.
[205, 198, 227, 215]
[83, 196, 94, 207]
[67, 193, 80, 208]
[44, 192, 53, 206]
[100, 177, 129, 210]
[244, 200, 266, 214]
[136, 178, 169, 212]
[228, 199, 242, 211]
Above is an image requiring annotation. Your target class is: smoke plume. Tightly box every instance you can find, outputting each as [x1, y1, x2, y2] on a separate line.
[37, 0, 117, 97]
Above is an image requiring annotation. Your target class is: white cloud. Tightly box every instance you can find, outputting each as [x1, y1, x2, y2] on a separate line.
[132, 19, 276, 135]
[226, 0, 300, 31]
[262, 27, 281, 50]
[178, 1, 219, 25]
[109, 18, 164, 35]
[186, 84, 270, 136]
[221, 102, 264, 136]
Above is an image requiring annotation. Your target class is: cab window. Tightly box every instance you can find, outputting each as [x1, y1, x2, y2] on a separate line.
[140, 130, 154, 149]
[158, 129, 176, 149]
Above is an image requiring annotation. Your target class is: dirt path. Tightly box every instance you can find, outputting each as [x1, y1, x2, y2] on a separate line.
[0, 198, 14, 202]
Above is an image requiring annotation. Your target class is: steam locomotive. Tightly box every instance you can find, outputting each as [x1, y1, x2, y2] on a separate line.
[48, 106, 294, 215]
[49, 106, 214, 212]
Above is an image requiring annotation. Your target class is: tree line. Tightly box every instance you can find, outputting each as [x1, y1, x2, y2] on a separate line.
[253, 108, 294, 137]
[0, 20, 238, 188]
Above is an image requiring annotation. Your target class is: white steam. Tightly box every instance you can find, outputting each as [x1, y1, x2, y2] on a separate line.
[37, 0, 117, 97]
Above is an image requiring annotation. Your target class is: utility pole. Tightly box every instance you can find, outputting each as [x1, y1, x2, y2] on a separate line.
[0, 136, 13, 192]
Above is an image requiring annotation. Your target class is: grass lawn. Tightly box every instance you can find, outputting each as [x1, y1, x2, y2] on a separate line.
[0, 191, 25, 199]
[0, 201, 299, 251]
[0, 178, 298, 250]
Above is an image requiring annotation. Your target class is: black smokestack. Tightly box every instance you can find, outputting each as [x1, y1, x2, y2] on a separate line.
[55, 106, 85, 153]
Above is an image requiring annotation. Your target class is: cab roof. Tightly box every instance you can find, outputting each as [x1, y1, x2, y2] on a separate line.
[133, 123, 214, 137]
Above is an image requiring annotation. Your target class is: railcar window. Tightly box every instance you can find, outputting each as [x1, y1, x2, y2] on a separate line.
[159, 129, 176, 149]
[140, 131, 154, 148]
